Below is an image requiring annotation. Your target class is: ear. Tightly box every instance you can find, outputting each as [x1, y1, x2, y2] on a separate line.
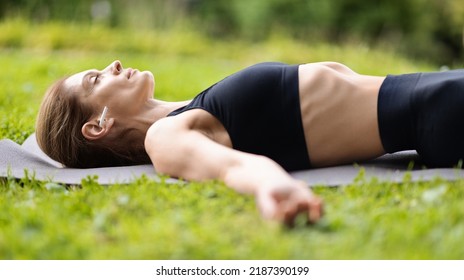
[81, 118, 114, 141]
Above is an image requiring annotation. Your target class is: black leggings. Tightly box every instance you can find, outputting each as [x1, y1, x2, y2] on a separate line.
[378, 70, 464, 167]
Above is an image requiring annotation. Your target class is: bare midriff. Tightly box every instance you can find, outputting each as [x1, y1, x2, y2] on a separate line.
[298, 62, 386, 167]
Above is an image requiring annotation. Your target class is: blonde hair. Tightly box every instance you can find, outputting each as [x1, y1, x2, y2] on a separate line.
[36, 77, 150, 168]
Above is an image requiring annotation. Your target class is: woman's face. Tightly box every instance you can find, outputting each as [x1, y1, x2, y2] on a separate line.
[64, 60, 155, 116]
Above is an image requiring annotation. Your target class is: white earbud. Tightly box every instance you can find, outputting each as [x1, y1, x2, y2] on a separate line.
[98, 106, 108, 127]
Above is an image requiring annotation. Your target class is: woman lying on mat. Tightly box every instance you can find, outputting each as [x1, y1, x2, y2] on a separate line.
[36, 60, 464, 225]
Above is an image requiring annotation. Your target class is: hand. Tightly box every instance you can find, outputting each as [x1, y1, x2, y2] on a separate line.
[256, 180, 323, 227]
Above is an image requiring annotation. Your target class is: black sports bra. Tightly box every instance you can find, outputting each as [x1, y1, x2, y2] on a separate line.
[168, 62, 310, 171]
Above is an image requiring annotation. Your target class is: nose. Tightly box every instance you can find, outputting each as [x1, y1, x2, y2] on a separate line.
[104, 60, 123, 75]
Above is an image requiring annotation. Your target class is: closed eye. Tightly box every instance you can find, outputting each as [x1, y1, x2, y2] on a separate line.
[91, 74, 100, 85]
[82, 70, 101, 95]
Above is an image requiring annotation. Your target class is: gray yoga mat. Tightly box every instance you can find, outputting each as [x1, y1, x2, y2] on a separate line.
[1, 134, 463, 186]
[0, 134, 165, 185]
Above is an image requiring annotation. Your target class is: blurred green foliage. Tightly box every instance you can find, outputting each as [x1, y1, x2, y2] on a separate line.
[1, 0, 464, 65]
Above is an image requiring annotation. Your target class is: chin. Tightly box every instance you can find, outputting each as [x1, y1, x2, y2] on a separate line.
[134, 71, 154, 94]
[141, 70, 154, 80]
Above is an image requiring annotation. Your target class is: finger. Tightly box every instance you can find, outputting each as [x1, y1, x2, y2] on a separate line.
[282, 200, 303, 227]
[281, 192, 313, 227]
[256, 191, 280, 221]
[307, 196, 324, 224]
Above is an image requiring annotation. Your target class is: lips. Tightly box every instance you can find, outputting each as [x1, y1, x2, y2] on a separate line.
[126, 68, 138, 79]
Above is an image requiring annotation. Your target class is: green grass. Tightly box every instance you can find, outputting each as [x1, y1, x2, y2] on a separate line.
[2, 174, 464, 259]
[2, 19, 463, 259]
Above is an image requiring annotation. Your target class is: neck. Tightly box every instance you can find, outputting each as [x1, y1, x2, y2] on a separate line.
[122, 99, 190, 136]
[150, 99, 190, 121]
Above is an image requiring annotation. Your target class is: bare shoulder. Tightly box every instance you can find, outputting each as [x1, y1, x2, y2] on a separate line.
[147, 109, 232, 150]
[145, 111, 194, 157]
[144, 115, 193, 177]
[146, 115, 182, 137]
[144, 109, 233, 178]
[146, 116, 178, 144]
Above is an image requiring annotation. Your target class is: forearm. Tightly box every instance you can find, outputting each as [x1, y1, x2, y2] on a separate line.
[221, 153, 322, 225]
[221, 153, 296, 195]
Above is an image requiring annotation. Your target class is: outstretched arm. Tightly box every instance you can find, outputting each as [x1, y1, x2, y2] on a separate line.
[145, 117, 323, 226]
